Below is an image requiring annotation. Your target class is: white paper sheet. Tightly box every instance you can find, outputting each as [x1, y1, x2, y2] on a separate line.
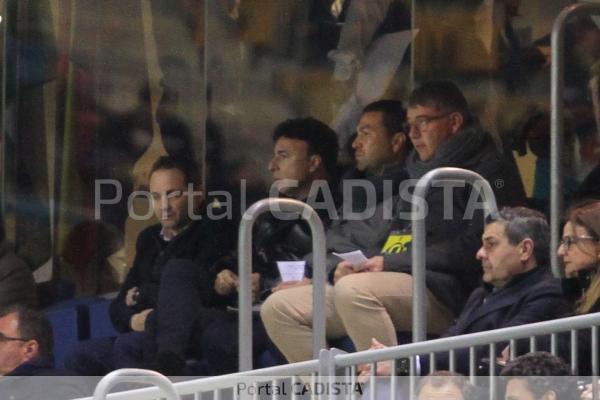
[332, 250, 369, 266]
[276, 261, 306, 282]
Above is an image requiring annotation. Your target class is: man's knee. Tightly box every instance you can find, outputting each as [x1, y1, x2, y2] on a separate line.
[333, 273, 373, 305]
[260, 290, 287, 327]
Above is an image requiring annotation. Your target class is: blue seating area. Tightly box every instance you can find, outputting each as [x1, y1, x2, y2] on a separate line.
[44, 297, 117, 368]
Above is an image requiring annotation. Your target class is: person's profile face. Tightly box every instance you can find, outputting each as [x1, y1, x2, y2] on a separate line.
[0, 313, 32, 376]
[352, 111, 400, 173]
[407, 105, 457, 162]
[268, 137, 314, 197]
[558, 221, 598, 278]
[476, 222, 525, 288]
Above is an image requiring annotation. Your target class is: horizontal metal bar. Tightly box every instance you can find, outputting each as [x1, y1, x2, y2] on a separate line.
[333, 313, 600, 367]
[76, 360, 320, 400]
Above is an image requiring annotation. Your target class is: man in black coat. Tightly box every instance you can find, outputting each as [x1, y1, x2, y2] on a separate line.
[65, 155, 235, 375]
[359, 207, 568, 378]
[202, 117, 341, 374]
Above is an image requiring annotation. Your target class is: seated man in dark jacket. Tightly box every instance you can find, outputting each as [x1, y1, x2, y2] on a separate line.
[201, 117, 341, 374]
[358, 207, 568, 377]
[262, 81, 527, 364]
[0, 305, 54, 376]
[0, 305, 93, 398]
[65, 155, 235, 375]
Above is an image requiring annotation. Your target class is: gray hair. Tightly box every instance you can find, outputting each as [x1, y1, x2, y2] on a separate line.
[486, 207, 549, 266]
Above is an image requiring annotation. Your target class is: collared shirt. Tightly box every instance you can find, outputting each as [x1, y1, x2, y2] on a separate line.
[159, 222, 193, 242]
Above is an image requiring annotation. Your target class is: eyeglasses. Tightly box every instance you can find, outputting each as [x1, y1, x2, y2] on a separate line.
[403, 113, 451, 132]
[559, 235, 598, 250]
[0, 331, 29, 343]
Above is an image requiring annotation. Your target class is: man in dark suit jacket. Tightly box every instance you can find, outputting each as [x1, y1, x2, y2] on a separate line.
[359, 207, 568, 378]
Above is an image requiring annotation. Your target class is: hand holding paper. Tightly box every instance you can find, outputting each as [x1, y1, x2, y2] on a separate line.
[332, 250, 368, 266]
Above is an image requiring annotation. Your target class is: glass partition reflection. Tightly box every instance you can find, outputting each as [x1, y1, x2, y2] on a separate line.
[1, 0, 599, 302]
[1, 0, 206, 299]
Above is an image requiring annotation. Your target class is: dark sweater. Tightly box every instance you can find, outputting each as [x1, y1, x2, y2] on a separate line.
[109, 212, 235, 332]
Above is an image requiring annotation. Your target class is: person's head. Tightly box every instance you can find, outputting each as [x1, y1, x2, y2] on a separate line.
[352, 100, 410, 174]
[558, 200, 600, 278]
[407, 81, 470, 162]
[149, 156, 202, 235]
[501, 352, 574, 400]
[416, 371, 472, 400]
[558, 201, 600, 314]
[476, 207, 549, 288]
[0, 305, 53, 375]
[269, 117, 339, 199]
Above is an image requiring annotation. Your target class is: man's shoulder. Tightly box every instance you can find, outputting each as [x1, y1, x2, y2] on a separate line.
[506, 267, 563, 297]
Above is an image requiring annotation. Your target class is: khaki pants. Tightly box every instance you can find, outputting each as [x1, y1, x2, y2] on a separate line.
[260, 272, 454, 364]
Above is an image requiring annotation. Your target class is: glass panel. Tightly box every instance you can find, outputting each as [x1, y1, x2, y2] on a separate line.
[3, 0, 600, 301]
[2, 0, 206, 299]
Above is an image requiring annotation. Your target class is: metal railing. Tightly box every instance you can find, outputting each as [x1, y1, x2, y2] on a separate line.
[550, 2, 600, 278]
[411, 167, 498, 342]
[76, 359, 321, 400]
[238, 198, 327, 371]
[92, 369, 178, 400]
[77, 314, 600, 400]
[332, 313, 600, 400]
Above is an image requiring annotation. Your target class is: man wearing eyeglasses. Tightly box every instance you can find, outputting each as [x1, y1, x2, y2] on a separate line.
[359, 207, 567, 378]
[0, 305, 53, 376]
[0, 305, 95, 398]
[262, 80, 527, 365]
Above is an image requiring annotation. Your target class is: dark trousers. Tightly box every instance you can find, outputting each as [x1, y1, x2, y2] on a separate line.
[201, 312, 269, 375]
[148, 259, 273, 375]
[144, 259, 222, 363]
[64, 331, 145, 375]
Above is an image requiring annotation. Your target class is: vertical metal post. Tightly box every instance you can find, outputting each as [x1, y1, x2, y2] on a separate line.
[550, 2, 600, 278]
[489, 343, 496, 400]
[0, 0, 6, 216]
[409, 0, 415, 92]
[571, 330, 578, 375]
[238, 198, 327, 371]
[412, 168, 498, 342]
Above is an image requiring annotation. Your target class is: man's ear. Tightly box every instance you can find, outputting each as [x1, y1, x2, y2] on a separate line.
[390, 132, 407, 154]
[520, 238, 535, 262]
[21, 340, 39, 363]
[308, 154, 322, 173]
[448, 112, 464, 135]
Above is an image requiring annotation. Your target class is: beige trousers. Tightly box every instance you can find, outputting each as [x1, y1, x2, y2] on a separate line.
[260, 272, 454, 364]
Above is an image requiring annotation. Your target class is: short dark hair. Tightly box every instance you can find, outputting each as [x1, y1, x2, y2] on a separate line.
[501, 352, 575, 400]
[408, 80, 469, 118]
[486, 207, 550, 266]
[272, 117, 339, 174]
[0, 304, 54, 359]
[149, 155, 201, 185]
[362, 100, 407, 135]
